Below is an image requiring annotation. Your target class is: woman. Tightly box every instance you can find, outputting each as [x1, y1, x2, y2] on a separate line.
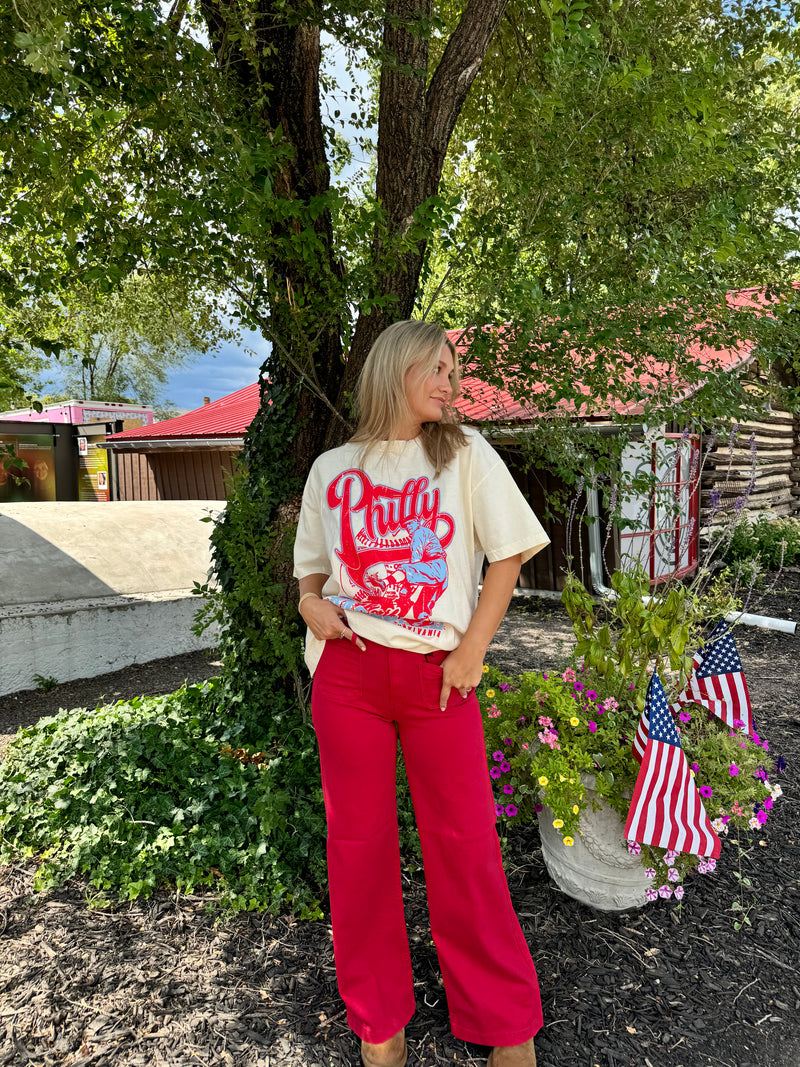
[294, 320, 549, 1067]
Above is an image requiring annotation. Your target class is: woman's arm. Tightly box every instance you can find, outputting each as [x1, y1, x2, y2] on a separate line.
[298, 574, 367, 650]
[438, 553, 522, 710]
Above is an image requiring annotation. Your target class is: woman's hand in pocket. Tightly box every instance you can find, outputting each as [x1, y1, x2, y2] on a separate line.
[299, 597, 366, 650]
[438, 642, 484, 710]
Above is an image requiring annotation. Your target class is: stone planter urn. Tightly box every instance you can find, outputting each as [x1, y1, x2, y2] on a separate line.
[537, 774, 650, 911]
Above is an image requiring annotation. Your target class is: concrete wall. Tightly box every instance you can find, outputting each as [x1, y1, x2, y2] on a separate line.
[0, 501, 223, 696]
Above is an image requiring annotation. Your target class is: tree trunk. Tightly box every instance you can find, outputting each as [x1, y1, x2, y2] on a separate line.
[341, 0, 509, 411]
[202, 0, 509, 471]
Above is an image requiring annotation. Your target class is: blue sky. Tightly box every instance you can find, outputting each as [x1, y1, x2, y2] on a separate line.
[166, 326, 266, 411]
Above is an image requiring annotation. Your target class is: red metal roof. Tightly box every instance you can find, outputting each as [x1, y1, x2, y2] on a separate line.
[450, 286, 773, 422]
[107, 288, 783, 441]
[107, 382, 262, 441]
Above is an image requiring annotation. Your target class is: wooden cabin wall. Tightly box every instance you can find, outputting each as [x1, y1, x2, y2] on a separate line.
[699, 401, 799, 523]
[114, 450, 239, 501]
[496, 446, 598, 592]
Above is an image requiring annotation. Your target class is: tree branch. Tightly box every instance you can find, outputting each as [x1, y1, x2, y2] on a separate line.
[424, 0, 508, 172]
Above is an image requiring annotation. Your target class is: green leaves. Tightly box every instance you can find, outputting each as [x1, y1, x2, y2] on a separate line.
[0, 682, 326, 917]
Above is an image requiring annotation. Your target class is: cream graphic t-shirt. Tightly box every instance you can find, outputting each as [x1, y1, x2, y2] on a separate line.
[293, 427, 550, 674]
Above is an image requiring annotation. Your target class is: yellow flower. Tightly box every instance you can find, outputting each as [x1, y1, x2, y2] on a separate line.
[486, 689, 495, 698]
[559, 774, 566, 782]
[553, 818, 564, 829]
[563, 836, 575, 847]
[538, 776, 548, 787]
[570, 777, 577, 784]
[572, 805, 579, 814]
[482, 665, 489, 674]
[569, 716, 579, 727]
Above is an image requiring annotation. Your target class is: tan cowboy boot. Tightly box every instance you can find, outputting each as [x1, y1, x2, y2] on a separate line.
[361, 1028, 407, 1067]
[487, 1039, 537, 1067]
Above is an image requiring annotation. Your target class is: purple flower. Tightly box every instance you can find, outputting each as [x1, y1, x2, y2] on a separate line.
[492, 751, 503, 762]
[777, 756, 787, 774]
[763, 796, 773, 810]
[574, 682, 584, 692]
[505, 804, 518, 817]
[588, 721, 597, 733]
[629, 683, 635, 690]
[542, 673, 548, 681]
[490, 767, 501, 779]
[534, 803, 543, 813]
[757, 810, 768, 824]
[495, 804, 505, 817]
[504, 737, 512, 745]
[762, 741, 770, 752]
[503, 784, 514, 795]
[752, 733, 760, 744]
[729, 763, 740, 776]
[587, 690, 597, 701]
[500, 683, 512, 692]
[679, 712, 692, 724]
[690, 763, 700, 775]
[500, 761, 511, 773]
[699, 785, 712, 798]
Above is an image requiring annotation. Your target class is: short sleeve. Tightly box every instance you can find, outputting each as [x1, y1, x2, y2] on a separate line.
[293, 463, 332, 579]
[469, 432, 550, 565]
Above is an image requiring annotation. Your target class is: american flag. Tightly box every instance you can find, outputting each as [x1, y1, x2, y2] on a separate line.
[670, 620, 753, 735]
[625, 672, 720, 859]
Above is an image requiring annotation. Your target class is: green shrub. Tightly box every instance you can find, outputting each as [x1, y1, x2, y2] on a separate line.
[716, 515, 800, 570]
[0, 681, 326, 917]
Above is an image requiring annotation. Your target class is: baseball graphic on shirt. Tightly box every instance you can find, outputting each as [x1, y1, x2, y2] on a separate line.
[325, 469, 453, 633]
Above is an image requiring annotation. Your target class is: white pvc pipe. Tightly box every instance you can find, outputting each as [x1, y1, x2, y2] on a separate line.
[724, 610, 797, 635]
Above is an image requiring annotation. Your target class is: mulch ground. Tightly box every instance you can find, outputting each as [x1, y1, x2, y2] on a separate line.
[1, 574, 798, 1067]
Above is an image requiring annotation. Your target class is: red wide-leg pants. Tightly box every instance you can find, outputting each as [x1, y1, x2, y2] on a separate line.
[311, 636, 543, 1046]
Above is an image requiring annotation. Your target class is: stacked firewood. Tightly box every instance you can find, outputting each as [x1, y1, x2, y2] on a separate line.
[700, 403, 798, 522]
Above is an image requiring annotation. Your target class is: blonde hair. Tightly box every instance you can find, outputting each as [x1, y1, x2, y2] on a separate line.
[351, 320, 468, 474]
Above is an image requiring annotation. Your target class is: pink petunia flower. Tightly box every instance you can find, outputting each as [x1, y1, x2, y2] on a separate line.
[667, 867, 680, 883]
[699, 785, 712, 798]
[645, 887, 658, 902]
[757, 810, 768, 824]
[673, 885, 684, 901]
[644, 868, 656, 880]
[705, 858, 717, 872]
[627, 840, 641, 855]
[763, 796, 773, 810]
[659, 884, 673, 899]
